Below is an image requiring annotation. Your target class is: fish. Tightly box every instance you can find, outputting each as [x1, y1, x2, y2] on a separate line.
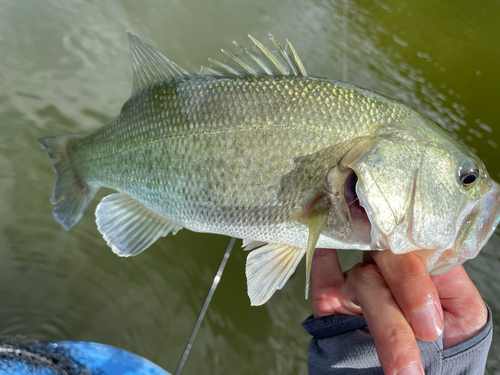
[39, 33, 500, 306]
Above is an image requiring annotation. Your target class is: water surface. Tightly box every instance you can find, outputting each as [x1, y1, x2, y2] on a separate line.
[1, 0, 500, 373]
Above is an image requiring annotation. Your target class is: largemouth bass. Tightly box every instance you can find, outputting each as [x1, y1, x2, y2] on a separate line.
[39, 33, 500, 305]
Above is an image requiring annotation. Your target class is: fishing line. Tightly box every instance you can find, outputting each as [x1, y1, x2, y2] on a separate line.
[174, 237, 236, 375]
[343, 0, 349, 82]
[346, 197, 360, 207]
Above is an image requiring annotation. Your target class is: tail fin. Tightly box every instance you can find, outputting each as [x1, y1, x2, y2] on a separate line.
[38, 135, 98, 230]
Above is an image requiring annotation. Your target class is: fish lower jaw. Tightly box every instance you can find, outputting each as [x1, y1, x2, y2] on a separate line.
[412, 248, 466, 275]
[364, 230, 468, 274]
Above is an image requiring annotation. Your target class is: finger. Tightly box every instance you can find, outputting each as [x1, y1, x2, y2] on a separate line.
[345, 262, 424, 375]
[311, 248, 361, 317]
[431, 266, 487, 348]
[365, 251, 443, 342]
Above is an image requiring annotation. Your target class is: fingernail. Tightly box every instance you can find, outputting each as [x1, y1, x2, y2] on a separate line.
[411, 307, 443, 339]
[396, 365, 423, 375]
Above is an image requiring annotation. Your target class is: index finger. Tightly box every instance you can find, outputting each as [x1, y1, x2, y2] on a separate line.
[345, 262, 425, 375]
[365, 251, 444, 342]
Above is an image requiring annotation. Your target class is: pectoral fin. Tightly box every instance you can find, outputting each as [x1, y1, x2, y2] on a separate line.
[96, 193, 183, 257]
[245, 243, 305, 306]
[305, 207, 330, 299]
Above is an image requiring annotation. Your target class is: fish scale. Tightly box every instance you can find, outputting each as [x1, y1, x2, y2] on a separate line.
[39, 34, 500, 305]
[73, 76, 392, 231]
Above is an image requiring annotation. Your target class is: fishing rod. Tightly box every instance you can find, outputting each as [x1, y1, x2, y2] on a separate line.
[174, 237, 236, 375]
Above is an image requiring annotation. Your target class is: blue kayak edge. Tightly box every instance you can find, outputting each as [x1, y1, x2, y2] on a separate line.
[0, 341, 172, 375]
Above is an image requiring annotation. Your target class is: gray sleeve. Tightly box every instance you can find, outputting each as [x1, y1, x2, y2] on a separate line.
[301, 304, 492, 375]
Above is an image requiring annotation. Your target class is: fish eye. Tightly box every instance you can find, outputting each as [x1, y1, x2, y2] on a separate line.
[459, 161, 479, 190]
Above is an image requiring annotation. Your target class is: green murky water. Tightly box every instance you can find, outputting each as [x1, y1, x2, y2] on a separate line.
[1, 0, 500, 373]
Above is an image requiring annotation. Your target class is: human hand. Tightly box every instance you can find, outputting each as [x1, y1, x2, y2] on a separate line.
[311, 248, 487, 375]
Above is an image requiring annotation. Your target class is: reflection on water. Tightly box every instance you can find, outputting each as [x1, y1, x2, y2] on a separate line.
[0, 0, 499, 373]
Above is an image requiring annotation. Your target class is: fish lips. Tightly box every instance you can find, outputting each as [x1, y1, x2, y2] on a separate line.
[355, 172, 500, 274]
[426, 181, 500, 275]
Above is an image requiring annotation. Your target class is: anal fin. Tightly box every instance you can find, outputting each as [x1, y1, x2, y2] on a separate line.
[245, 243, 304, 306]
[242, 239, 266, 251]
[96, 193, 182, 257]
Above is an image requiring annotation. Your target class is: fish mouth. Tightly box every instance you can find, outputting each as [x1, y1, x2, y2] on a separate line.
[424, 181, 500, 275]
[348, 166, 500, 274]
[343, 168, 372, 244]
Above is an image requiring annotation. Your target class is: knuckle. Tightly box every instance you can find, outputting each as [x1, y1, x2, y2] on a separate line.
[399, 260, 428, 280]
[460, 298, 488, 328]
[313, 248, 336, 258]
[356, 263, 385, 286]
[384, 323, 416, 346]
[387, 253, 427, 281]
[400, 260, 427, 278]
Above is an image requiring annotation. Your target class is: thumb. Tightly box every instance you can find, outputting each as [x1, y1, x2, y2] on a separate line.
[430, 266, 487, 348]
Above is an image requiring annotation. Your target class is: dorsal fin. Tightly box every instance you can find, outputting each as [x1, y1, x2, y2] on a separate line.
[199, 34, 307, 77]
[128, 32, 191, 95]
[127, 33, 307, 95]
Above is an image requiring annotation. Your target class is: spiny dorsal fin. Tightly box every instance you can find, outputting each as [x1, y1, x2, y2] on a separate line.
[127, 33, 307, 94]
[128, 32, 190, 95]
[199, 34, 307, 77]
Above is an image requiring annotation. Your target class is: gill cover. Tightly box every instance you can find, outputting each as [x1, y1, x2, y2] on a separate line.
[349, 134, 500, 274]
[348, 137, 422, 254]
